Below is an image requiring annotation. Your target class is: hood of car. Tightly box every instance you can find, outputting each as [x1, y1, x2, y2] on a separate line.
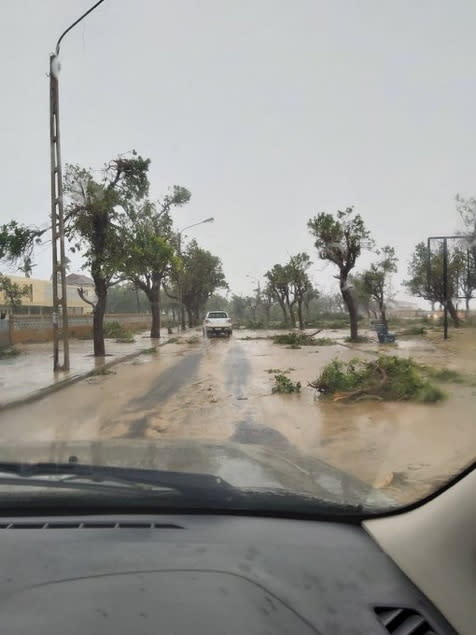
[0, 438, 393, 510]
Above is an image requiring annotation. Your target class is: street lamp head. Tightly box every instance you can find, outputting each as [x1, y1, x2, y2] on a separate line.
[204, 217, 214, 223]
[50, 56, 61, 78]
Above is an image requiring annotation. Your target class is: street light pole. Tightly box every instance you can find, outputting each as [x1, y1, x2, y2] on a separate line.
[49, 0, 105, 372]
[177, 217, 214, 332]
[49, 54, 69, 371]
[177, 232, 184, 331]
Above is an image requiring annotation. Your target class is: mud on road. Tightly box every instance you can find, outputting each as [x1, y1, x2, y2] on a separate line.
[0, 328, 475, 505]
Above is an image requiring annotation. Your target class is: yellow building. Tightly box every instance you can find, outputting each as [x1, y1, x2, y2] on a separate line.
[0, 274, 95, 315]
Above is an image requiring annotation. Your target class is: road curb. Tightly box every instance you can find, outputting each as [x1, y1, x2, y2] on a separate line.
[0, 340, 171, 413]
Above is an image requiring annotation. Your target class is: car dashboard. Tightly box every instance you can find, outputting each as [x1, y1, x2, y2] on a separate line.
[0, 513, 456, 634]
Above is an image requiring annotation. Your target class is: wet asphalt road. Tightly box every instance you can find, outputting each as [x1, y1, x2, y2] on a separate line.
[0, 331, 475, 504]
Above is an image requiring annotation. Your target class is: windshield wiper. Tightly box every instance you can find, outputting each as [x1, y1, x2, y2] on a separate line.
[0, 462, 381, 518]
[0, 462, 240, 499]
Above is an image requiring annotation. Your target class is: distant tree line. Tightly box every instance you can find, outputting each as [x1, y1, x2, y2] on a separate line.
[3, 155, 476, 347]
[223, 197, 476, 340]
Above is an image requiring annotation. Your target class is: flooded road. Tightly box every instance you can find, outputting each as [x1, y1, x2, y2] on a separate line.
[1, 329, 475, 504]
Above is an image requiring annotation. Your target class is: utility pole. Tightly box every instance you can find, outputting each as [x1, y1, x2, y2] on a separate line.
[49, 54, 69, 371]
[442, 237, 448, 340]
[177, 232, 185, 331]
[49, 0, 105, 372]
[427, 234, 463, 340]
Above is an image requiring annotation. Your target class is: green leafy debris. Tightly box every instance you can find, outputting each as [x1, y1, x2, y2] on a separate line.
[272, 374, 302, 394]
[0, 347, 21, 359]
[311, 356, 445, 403]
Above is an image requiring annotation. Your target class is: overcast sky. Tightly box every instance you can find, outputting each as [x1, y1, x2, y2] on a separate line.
[2, 0, 476, 302]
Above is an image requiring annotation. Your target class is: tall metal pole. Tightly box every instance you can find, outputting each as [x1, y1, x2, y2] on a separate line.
[442, 238, 449, 340]
[178, 232, 185, 331]
[49, 54, 70, 371]
[49, 0, 106, 371]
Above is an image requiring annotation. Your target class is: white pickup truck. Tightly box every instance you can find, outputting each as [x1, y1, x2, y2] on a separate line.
[203, 311, 233, 337]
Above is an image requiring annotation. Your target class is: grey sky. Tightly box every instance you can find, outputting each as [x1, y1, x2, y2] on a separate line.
[2, 0, 476, 302]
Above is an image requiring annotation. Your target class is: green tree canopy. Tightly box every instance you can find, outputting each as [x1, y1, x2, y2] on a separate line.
[404, 241, 461, 326]
[64, 153, 151, 355]
[118, 186, 191, 338]
[265, 264, 293, 326]
[308, 207, 372, 340]
[355, 245, 397, 326]
[0, 274, 31, 312]
[178, 240, 227, 326]
[286, 252, 313, 329]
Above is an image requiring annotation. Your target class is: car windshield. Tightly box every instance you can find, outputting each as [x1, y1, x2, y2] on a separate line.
[0, 1, 475, 516]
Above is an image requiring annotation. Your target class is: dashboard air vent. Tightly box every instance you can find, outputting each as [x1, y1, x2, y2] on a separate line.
[0, 521, 183, 529]
[375, 607, 438, 635]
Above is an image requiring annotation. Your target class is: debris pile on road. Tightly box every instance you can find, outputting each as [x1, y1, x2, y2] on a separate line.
[310, 355, 445, 403]
[272, 374, 301, 394]
[272, 331, 334, 348]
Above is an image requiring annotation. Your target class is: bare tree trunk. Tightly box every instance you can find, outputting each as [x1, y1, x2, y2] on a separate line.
[148, 280, 161, 338]
[341, 279, 359, 340]
[447, 300, 460, 327]
[277, 298, 288, 326]
[181, 305, 186, 330]
[465, 296, 470, 314]
[93, 279, 107, 356]
[297, 300, 304, 330]
[186, 307, 193, 329]
[263, 304, 271, 328]
[149, 296, 161, 338]
[286, 298, 296, 328]
[193, 306, 200, 326]
[379, 300, 388, 328]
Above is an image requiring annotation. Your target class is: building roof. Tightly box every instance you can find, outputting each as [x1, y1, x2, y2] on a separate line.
[65, 273, 94, 286]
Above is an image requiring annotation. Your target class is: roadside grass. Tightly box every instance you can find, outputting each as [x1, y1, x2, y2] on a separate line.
[313, 337, 336, 346]
[266, 367, 295, 374]
[104, 321, 135, 343]
[0, 347, 21, 359]
[344, 335, 370, 344]
[318, 320, 348, 330]
[272, 374, 301, 394]
[397, 326, 427, 337]
[420, 366, 471, 384]
[185, 335, 200, 345]
[141, 347, 158, 354]
[91, 366, 116, 376]
[115, 334, 135, 344]
[310, 356, 445, 403]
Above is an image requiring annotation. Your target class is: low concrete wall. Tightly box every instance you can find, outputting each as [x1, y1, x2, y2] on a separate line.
[8, 314, 154, 345]
[0, 319, 11, 349]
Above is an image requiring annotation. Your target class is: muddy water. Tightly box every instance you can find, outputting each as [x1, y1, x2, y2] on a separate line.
[0, 329, 475, 505]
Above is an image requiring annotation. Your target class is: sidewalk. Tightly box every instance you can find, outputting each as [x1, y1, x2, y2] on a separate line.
[0, 331, 170, 409]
